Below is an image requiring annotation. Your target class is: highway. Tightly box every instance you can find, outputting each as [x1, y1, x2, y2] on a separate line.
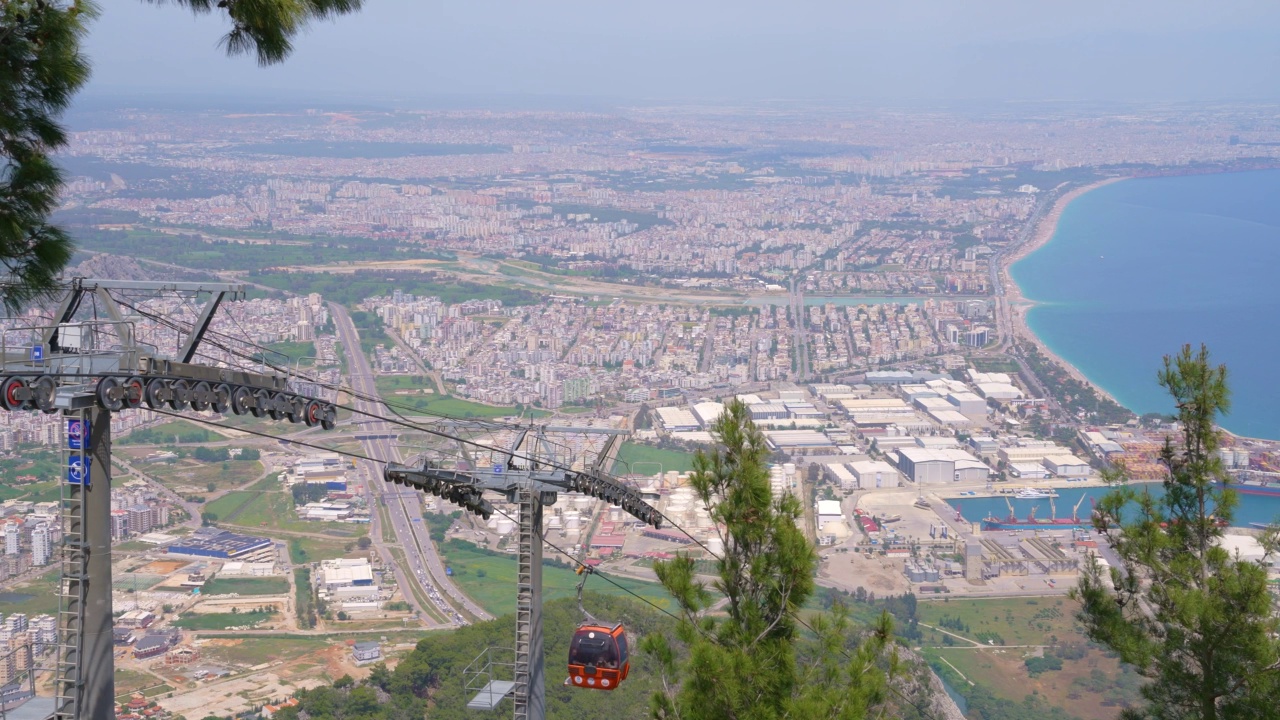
[331, 303, 494, 624]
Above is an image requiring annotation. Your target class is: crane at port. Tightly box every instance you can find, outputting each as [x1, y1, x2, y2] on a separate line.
[1072, 494, 1087, 522]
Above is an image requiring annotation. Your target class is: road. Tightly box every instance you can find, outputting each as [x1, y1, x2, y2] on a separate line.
[331, 303, 494, 624]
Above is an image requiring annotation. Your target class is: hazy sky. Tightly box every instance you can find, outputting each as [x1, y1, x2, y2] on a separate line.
[83, 1, 1280, 104]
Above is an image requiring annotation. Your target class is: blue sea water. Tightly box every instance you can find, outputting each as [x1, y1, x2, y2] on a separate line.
[1011, 170, 1280, 439]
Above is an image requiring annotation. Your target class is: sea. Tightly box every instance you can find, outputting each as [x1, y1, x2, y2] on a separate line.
[1011, 169, 1280, 439]
[942, 485, 1280, 529]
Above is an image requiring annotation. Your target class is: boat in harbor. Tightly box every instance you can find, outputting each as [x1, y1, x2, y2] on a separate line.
[1014, 488, 1059, 500]
[913, 497, 930, 510]
[1217, 479, 1280, 497]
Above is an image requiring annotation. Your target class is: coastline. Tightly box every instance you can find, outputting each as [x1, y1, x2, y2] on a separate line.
[1000, 177, 1128, 407]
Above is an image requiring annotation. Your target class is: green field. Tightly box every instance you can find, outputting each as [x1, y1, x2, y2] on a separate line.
[172, 610, 277, 630]
[218, 491, 366, 537]
[917, 596, 1143, 720]
[145, 458, 265, 493]
[287, 536, 355, 564]
[439, 540, 674, 617]
[258, 340, 318, 365]
[0, 449, 63, 494]
[612, 442, 698, 475]
[917, 596, 1078, 647]
[376, 377, 538, 419]
[114, 669, 159, 697]
[200, 576, 291, 596]
[120, 420, 222, 445]
[0, 568, 60, 616]
[204, 491, 261, 522]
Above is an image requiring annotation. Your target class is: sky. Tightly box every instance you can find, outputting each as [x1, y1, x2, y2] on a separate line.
[82, 1, 1280, 105]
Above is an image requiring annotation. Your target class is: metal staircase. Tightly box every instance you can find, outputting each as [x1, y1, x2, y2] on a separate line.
[53, 409, 89, 719]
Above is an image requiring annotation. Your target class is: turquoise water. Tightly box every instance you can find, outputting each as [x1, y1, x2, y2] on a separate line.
[943, 485, 1280, 529]
[1012, 170, 1280, 439]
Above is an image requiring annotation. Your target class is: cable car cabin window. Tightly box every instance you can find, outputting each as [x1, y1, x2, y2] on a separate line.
[616, 631, 629, 664]
[570, 629, 619, 669]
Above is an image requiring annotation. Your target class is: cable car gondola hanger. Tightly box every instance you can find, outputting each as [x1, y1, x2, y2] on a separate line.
[567, 564, 630, 691]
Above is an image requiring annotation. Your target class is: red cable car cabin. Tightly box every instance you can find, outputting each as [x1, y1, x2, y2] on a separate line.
[567, 623, 629, 690]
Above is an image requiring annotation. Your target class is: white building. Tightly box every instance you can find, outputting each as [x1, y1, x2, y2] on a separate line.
[848, 460, 901, 489]
[31, 523, 51, 566]
[895, 448, 991, 484]
[4, 523, 18, 556]
[691, 401, 725, 428]
[1043, 455, 1091, 478]
[317, 558, 375, 591]
[654, 407, 699, 432]
[824, 463, 857, 491]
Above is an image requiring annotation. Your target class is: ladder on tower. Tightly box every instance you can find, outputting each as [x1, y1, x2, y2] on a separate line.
[512, 485, 535, 720]
[53, 409, 89, 719]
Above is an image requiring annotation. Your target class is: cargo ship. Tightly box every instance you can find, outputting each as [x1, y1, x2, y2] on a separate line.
[1216, 479, 1280, 497]
[982, 495, 1091, 531]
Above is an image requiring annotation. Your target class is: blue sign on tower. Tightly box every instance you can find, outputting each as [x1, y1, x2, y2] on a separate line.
[67, 419, 90, 450]
[67, 456, 91, 487]
[492, 464, 504, 475]
[30, 345, 42, 365]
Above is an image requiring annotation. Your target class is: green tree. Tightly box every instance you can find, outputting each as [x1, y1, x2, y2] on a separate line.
[0, 1, 95, 311]
[0, 0, 360, 309]
[1074, 344, 1280, 720]
[643, 399, 899, 720]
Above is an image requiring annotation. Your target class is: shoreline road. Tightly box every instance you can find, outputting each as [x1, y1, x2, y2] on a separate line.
[331, 303, 494, 624]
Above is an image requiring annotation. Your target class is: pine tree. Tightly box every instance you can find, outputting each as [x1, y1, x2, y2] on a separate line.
[0, 1, 95, 311]
[0, 1, 361, 310]
[1074, 344, 1280, 720]
[642, 399, 900, 720]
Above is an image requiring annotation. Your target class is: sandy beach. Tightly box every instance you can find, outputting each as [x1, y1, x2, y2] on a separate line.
[999, 177, 1128, 407]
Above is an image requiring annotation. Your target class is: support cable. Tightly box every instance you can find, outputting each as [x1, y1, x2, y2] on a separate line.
[146, 409, 938, 718]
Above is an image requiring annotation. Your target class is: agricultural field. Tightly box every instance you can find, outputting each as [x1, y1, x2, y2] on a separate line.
[612, 442, 697, 475]
[439, 540, 674, 617]
[200, 576, 291, 596]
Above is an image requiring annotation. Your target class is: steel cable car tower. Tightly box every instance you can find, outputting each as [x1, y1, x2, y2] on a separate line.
[384, 429, 662, 720]
[0, 279, 340, 720]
